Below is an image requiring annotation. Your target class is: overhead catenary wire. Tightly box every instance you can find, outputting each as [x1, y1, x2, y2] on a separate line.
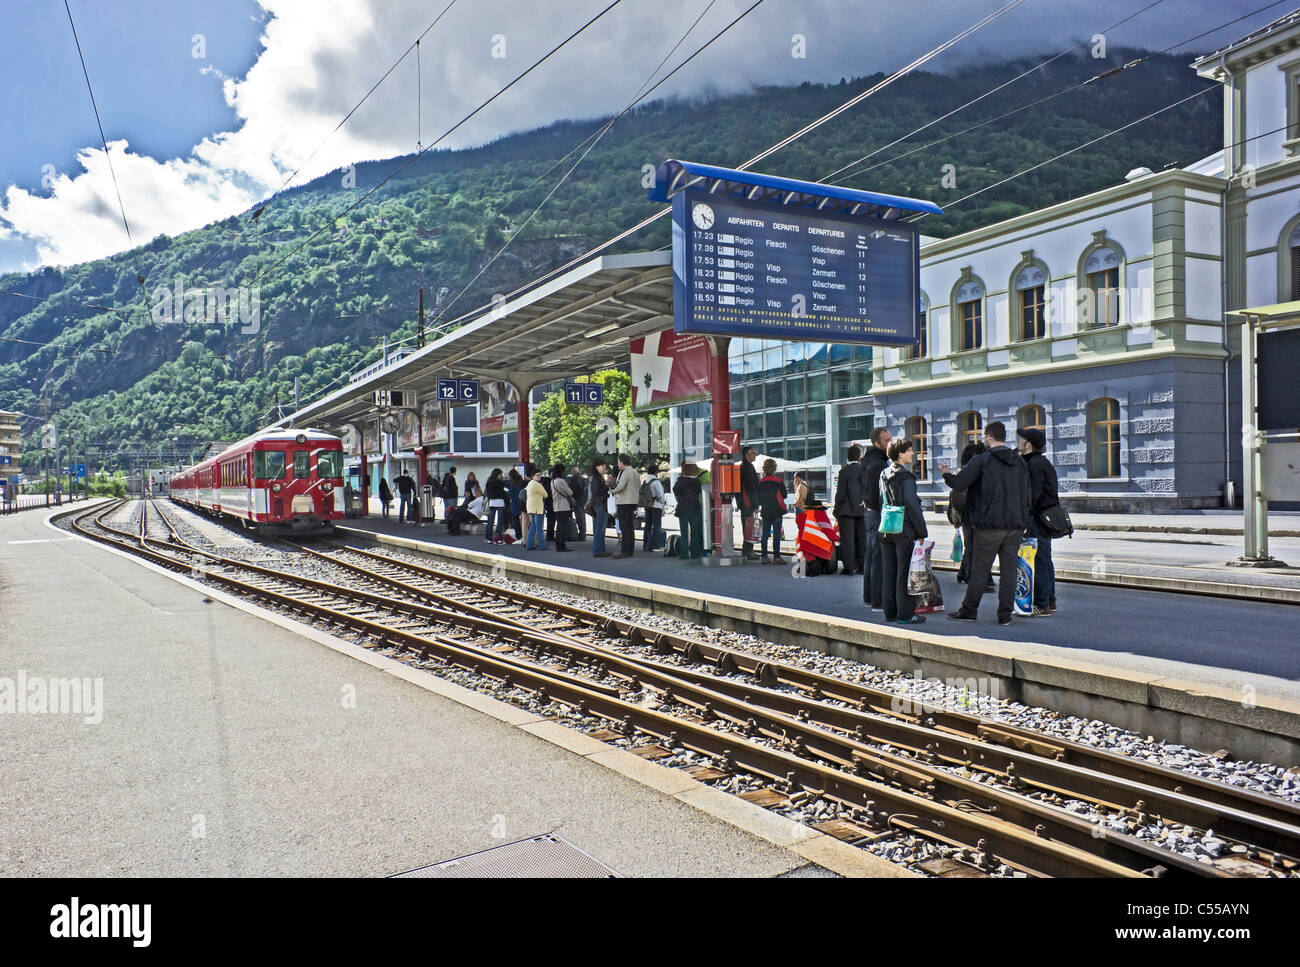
[433, 0, 1030, 334]
[252, 0, 628, 287]
[829, 0, 1292, 186]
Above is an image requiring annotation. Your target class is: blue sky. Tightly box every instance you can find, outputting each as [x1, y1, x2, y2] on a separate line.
[0, 0, 1286, 275]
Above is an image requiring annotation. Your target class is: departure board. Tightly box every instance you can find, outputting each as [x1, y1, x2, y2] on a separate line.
[671, 186, 920, 346]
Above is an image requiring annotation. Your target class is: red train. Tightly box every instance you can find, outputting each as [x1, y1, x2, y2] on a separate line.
[170, 428, 345, 533]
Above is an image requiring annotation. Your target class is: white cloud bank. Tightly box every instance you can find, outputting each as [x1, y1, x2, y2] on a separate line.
[0, 0, 1255, 271]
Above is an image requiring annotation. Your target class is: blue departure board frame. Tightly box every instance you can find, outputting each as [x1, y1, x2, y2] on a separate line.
[671, 187, 921, 346]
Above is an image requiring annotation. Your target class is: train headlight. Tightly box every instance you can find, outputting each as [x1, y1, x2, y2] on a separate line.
[321, 482, 333, 493]
[271, 482, 282, 493]
[295, 433, 308, 445]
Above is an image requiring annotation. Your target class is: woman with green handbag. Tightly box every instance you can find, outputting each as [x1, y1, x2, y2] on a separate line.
[879, 439, 929, 625]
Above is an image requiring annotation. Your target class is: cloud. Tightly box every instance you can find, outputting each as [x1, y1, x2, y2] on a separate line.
[0, 0, 1268, 273]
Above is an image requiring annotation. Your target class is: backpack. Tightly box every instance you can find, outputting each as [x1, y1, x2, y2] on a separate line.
[639, 478, 656, 508]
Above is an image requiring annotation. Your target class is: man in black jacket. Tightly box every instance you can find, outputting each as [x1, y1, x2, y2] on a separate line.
[738, 446, 760, 561]
[939, 421, 1030, 625]
[439, 467, 458, 523]
[1017, 427, 1059, 616]
[834, 445, 866, 575]
[859, 427, 891, 608]
[567, 466, 588, 540]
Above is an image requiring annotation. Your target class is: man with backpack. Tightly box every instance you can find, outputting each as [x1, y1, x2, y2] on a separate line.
[640, 464, 665, 552]
[1018, 427, 1063, 616]
[439, 467, 458, 523]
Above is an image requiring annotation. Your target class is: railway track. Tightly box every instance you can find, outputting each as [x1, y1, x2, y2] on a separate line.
[62, 498, 1300, 879]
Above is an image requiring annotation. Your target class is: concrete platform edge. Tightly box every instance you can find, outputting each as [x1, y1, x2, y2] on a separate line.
[341, 525, 1300, 764]
[51, 509, 912, 879]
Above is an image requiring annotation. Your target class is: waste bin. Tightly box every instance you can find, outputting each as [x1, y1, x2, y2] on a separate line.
[420, 484, 435, 523]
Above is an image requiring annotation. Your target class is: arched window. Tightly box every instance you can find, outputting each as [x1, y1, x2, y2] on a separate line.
[906, 415, 927, 478]
[955, 279, 984, 351]
[958, 410, 983, 453]
[1088, 398, 1121, 478]
[1289, 224, 1300, 301]
[1017, 404, 1046, 435]
[907, 295, 929, 360]
[1015, 264, 1047, 341]
[1083, 247, 1121, 328]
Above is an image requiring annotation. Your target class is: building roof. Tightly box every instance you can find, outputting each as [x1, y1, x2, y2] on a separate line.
[1192, 8, 1300, 70]
[285, 252, 674, 433]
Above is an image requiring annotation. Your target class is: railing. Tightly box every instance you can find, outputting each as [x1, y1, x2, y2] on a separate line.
[1, 492, 92, 514]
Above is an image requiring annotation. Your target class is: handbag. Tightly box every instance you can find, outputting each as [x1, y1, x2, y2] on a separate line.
[1036, 502, 1074, 539]
[878, 472, 904, 535]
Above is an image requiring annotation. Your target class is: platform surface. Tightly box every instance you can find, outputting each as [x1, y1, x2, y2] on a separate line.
[343, 513, 1300, 704]
[0, 507, 824, 877]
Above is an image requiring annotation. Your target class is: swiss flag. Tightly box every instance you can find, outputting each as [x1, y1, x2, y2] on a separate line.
[629, 329, 711, 410]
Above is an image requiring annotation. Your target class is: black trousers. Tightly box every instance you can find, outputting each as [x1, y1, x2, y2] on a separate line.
[961, 527, 1021, 621]
[545, 508, 555, 541]
[836, 515, 864, 574]
[881, 537, 916, 622]
[573, 502, 586, 538]
[554, 510, 572, 549]
[617, 504, 636, 556]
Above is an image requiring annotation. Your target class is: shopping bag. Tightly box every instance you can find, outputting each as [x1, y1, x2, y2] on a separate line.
[907, 539, 935, 595]
[951, 530, 963, 564]
[1015, 537, 1038, 616]
[915, 575, 945, 615]
[744, 514, 762, 544]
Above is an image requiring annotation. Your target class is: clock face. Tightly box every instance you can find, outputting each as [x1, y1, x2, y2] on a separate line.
[692, 203, 715, 230]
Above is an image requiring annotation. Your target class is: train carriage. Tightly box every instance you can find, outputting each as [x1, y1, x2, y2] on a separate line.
[170, 429, 344, 533]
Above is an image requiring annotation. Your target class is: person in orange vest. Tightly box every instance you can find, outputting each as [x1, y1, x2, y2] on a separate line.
[795, 497, 839, 577]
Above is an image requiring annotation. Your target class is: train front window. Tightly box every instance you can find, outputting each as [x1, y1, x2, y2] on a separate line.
[316, 451, 342, 479]
[292, 450, 309, 479]
[254, 451, 285, 480]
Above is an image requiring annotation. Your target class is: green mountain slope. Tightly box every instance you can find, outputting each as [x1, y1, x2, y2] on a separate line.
[0, 49, 1221, 467]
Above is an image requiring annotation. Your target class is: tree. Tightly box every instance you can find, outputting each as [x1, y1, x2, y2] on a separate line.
[529, 369, 669, 470]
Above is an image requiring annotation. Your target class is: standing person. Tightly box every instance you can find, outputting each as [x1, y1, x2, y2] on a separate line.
[640, 463, 665, 552]
[950, 442, 987, 587]
[539, 470, 555, 543]
[834, 446, 866, 575]
[506, 468, 525, 540]
[879, 439, 928, 625]
[737, 446, 760, 560]
[859, 427, 891, 609]
[550, 465, 574, 552]
[673, 462, 705, 561]
[795, 497, 839, 576]
[757, 459, 788, 564]
[792, 472, 809, 513]
[610, 454, 639, 559]
[1017, 427, 1059, 616]
[378, 477, 393, 519]
[395, 470, 417, 523]
[567, 466, 587, 540]
[523, 470, 548, 550]
[588, 458, 611, 558]
[440, 466, 458, 522]
[939, 421, 1030, 626]
[483, 468, 507, 544]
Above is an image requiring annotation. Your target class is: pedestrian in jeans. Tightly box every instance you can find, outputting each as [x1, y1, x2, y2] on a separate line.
[673, 462, 705, 560]
[833, 446, 866, 575]
[859, 427, 891, 609]
[640, 464, 665, 552]
[506, 468, 524, 541]
[879, 439, 928, 625]
[757, 459, 788, 564]
[550, 465, 574, 552]
[483, 468, 507, 544]
[524, 470, 548, 550]
[395, 471, 417, 523]
[1018, 427, 1059, 615]
[610, 454, 639, 558]
[939, 421, 1030, 626]
[588, 458, 611, 557]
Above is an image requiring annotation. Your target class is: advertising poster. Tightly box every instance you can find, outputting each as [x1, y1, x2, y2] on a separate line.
[479, 380, 519, 436]
[420, 399, 449, 449]
[629, 328, 711, 411]
[362, 419, 380, 456]
[396, 408, 419, 451]
[340, 425, 361, 456]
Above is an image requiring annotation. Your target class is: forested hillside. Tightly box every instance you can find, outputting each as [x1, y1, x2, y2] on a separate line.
[0, 48, 1221, 467]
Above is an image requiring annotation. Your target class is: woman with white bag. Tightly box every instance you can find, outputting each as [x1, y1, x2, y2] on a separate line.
[878, 439, 929, 625]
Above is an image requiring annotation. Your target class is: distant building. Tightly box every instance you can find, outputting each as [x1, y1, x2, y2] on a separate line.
[0, 409, 21, 472]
